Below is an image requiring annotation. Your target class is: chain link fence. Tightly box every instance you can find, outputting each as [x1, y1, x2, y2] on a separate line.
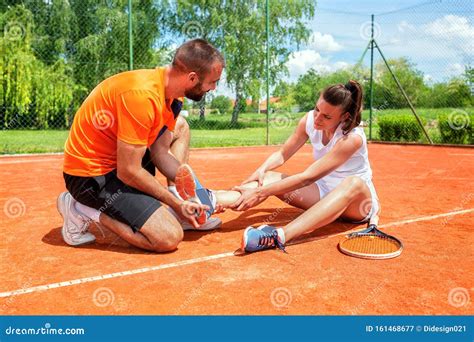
[1, 0, 165, 131]
[1, 0, 472, 153]
[327, 0, 473, 144]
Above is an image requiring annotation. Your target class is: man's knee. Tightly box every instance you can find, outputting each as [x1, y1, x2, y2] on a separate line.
[147, 224, 183, 252]
[174, 115, 190, 140]
[142, 208, 184, 252]
[153, 229, 183, 252]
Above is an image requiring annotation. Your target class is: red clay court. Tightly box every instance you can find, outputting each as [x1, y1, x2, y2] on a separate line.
[0, 143, 473, 315]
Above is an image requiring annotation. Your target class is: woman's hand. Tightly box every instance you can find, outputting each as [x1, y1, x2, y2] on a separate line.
[241, 168, 266, 187]
[229, 186, 268, 211]
[213, 203, 226, 214]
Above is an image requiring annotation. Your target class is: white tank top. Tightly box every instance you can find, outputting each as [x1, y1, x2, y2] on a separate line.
[305, 110, 373, 189]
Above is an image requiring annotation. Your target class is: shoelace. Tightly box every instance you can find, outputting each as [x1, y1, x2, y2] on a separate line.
[80, 218, 92, 235]
[68, 216, 91, 235]
[258, 230, 287, 253]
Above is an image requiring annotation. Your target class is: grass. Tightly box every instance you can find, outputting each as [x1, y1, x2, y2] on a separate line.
[0, 127, 297, 153]
[362, 107, 473, 122]
[0, 130, 69, 154]
[1, 107, 471, 154]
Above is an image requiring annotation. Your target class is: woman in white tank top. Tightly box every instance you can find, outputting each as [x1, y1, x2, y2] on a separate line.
[229, 80, 381, 253]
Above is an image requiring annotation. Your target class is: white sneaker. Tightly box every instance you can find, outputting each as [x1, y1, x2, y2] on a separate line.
[168, 185, 183, 201]
[182, 217, 222, 231]
[57, 192, 96, 246]
[167, 207, 222, 231]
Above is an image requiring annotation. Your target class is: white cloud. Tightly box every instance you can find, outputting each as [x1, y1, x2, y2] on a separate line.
[290, 33, 344, 77]
[308, 32, 343, 52]
[424, 15, 474, 40]
[397, 20, 415, 33]
[376, 15, 473, 81]
[446, 63, 465, 76]
[423, 15, 474, 55]
[423, 74, 434, 85]
[333, 61, 350, 70]
[286, 50, 348, 81]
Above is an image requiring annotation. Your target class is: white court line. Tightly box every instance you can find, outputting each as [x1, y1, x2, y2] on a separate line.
[0, 158, 62, 165]
[0, 152, 63, 158]
[0, 208, 473, 299]
[291, 208, 474, 245]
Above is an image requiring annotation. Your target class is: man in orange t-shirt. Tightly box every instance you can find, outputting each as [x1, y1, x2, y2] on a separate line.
[57, 39, 224, 252]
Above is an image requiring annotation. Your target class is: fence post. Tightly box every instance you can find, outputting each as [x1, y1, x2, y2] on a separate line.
[128, 0, 133, 70]
[369, 14, 374, 141]
[265, 0, 270, 145]
[373, 40, 433, 144]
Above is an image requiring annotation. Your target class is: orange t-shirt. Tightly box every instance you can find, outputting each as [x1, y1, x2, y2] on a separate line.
[64, 67, 181, 177]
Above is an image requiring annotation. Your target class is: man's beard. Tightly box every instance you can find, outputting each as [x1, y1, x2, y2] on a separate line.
[184, 82, 206, 102]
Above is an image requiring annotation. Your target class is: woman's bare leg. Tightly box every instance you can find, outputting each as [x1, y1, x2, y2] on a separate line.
[214, 171, 320, 208]
[282, 176, 375, 241]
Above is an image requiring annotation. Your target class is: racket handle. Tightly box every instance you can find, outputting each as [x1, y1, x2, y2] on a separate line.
[368, 212, 379, 226]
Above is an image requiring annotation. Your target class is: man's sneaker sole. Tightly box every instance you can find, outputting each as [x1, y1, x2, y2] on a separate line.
[57, 192, 95, 246]
[175, 164, 197, 199]
[182, 217, 222, 231]
[175, 164, 207, 225]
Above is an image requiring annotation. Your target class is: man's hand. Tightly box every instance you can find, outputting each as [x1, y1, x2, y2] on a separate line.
[176, 200, 210, 229]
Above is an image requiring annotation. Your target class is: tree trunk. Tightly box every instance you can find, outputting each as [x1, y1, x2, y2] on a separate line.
[199, 94, 206, 120]
[257, 94, 261, 115]
[231, 83, 241, 126]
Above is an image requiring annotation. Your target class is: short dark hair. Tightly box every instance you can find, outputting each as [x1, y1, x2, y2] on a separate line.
[172, 39, 225, 77]
[321, 80, 364, 135]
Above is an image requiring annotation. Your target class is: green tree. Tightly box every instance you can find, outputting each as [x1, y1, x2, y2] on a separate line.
[464, 65, 473, 85]
[373, 58, 427, 109]
[69, 0, 162, 92]
[1, 4, 75, 129]
[272, 80, 295, 112]
[163, 0, 315, 125]
[210, 95, 232, 114]
[27, 0, 72, 66]
[445, 78, 472, 107]
[293, 68, 320, 111]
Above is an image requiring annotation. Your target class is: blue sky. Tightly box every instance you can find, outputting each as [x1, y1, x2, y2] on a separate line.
[216, 0, 473, 96]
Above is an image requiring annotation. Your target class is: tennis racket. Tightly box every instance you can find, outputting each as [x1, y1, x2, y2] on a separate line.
[338, 223, 403, 259]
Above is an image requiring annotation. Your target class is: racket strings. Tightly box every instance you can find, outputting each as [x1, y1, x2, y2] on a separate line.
[341, 234, 400, 255]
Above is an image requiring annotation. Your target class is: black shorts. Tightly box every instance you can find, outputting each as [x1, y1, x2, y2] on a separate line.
[63, 149, 161, 232]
